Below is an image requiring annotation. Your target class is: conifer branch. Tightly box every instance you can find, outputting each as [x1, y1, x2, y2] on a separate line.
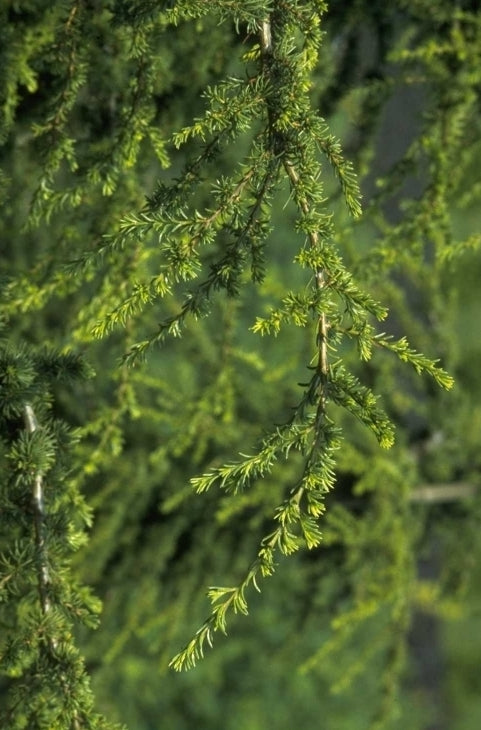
[260, 11, 330, 389]
[260, 9, 330, 419]
[0, 349, 113, 730]
[171, 419, 339, 671]
[21, 405, 83, 730]
[28, 0, 86, 226]
[171, 11, 350, 671]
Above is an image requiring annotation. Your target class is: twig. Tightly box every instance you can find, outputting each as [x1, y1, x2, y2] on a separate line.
[410, 482, 476, 503]
[260, 19, 272, 54]
[24, 404, 54, 624]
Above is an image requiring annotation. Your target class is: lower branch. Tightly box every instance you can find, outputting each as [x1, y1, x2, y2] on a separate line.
[410, 482, 476, 503]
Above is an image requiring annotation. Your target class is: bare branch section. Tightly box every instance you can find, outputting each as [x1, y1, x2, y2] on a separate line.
[410, 482, 476, 503]
[23, 404, 56, 643]
[260, 19, 272, 54]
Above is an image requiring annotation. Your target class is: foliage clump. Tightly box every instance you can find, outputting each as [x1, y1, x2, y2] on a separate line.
[1, 1, 481, 728]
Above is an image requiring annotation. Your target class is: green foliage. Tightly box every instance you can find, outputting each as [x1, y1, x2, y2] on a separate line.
[0, 341, 123, 729]
[1, 0, 481, 728]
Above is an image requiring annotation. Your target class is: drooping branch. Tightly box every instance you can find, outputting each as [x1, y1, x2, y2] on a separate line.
[169, 15, 341, 672]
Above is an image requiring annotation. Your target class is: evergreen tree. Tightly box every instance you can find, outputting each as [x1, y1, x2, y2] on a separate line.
[1, 1, 481, 728]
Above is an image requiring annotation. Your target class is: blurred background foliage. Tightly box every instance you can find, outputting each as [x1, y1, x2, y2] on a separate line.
[1, 1, 481, 728]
